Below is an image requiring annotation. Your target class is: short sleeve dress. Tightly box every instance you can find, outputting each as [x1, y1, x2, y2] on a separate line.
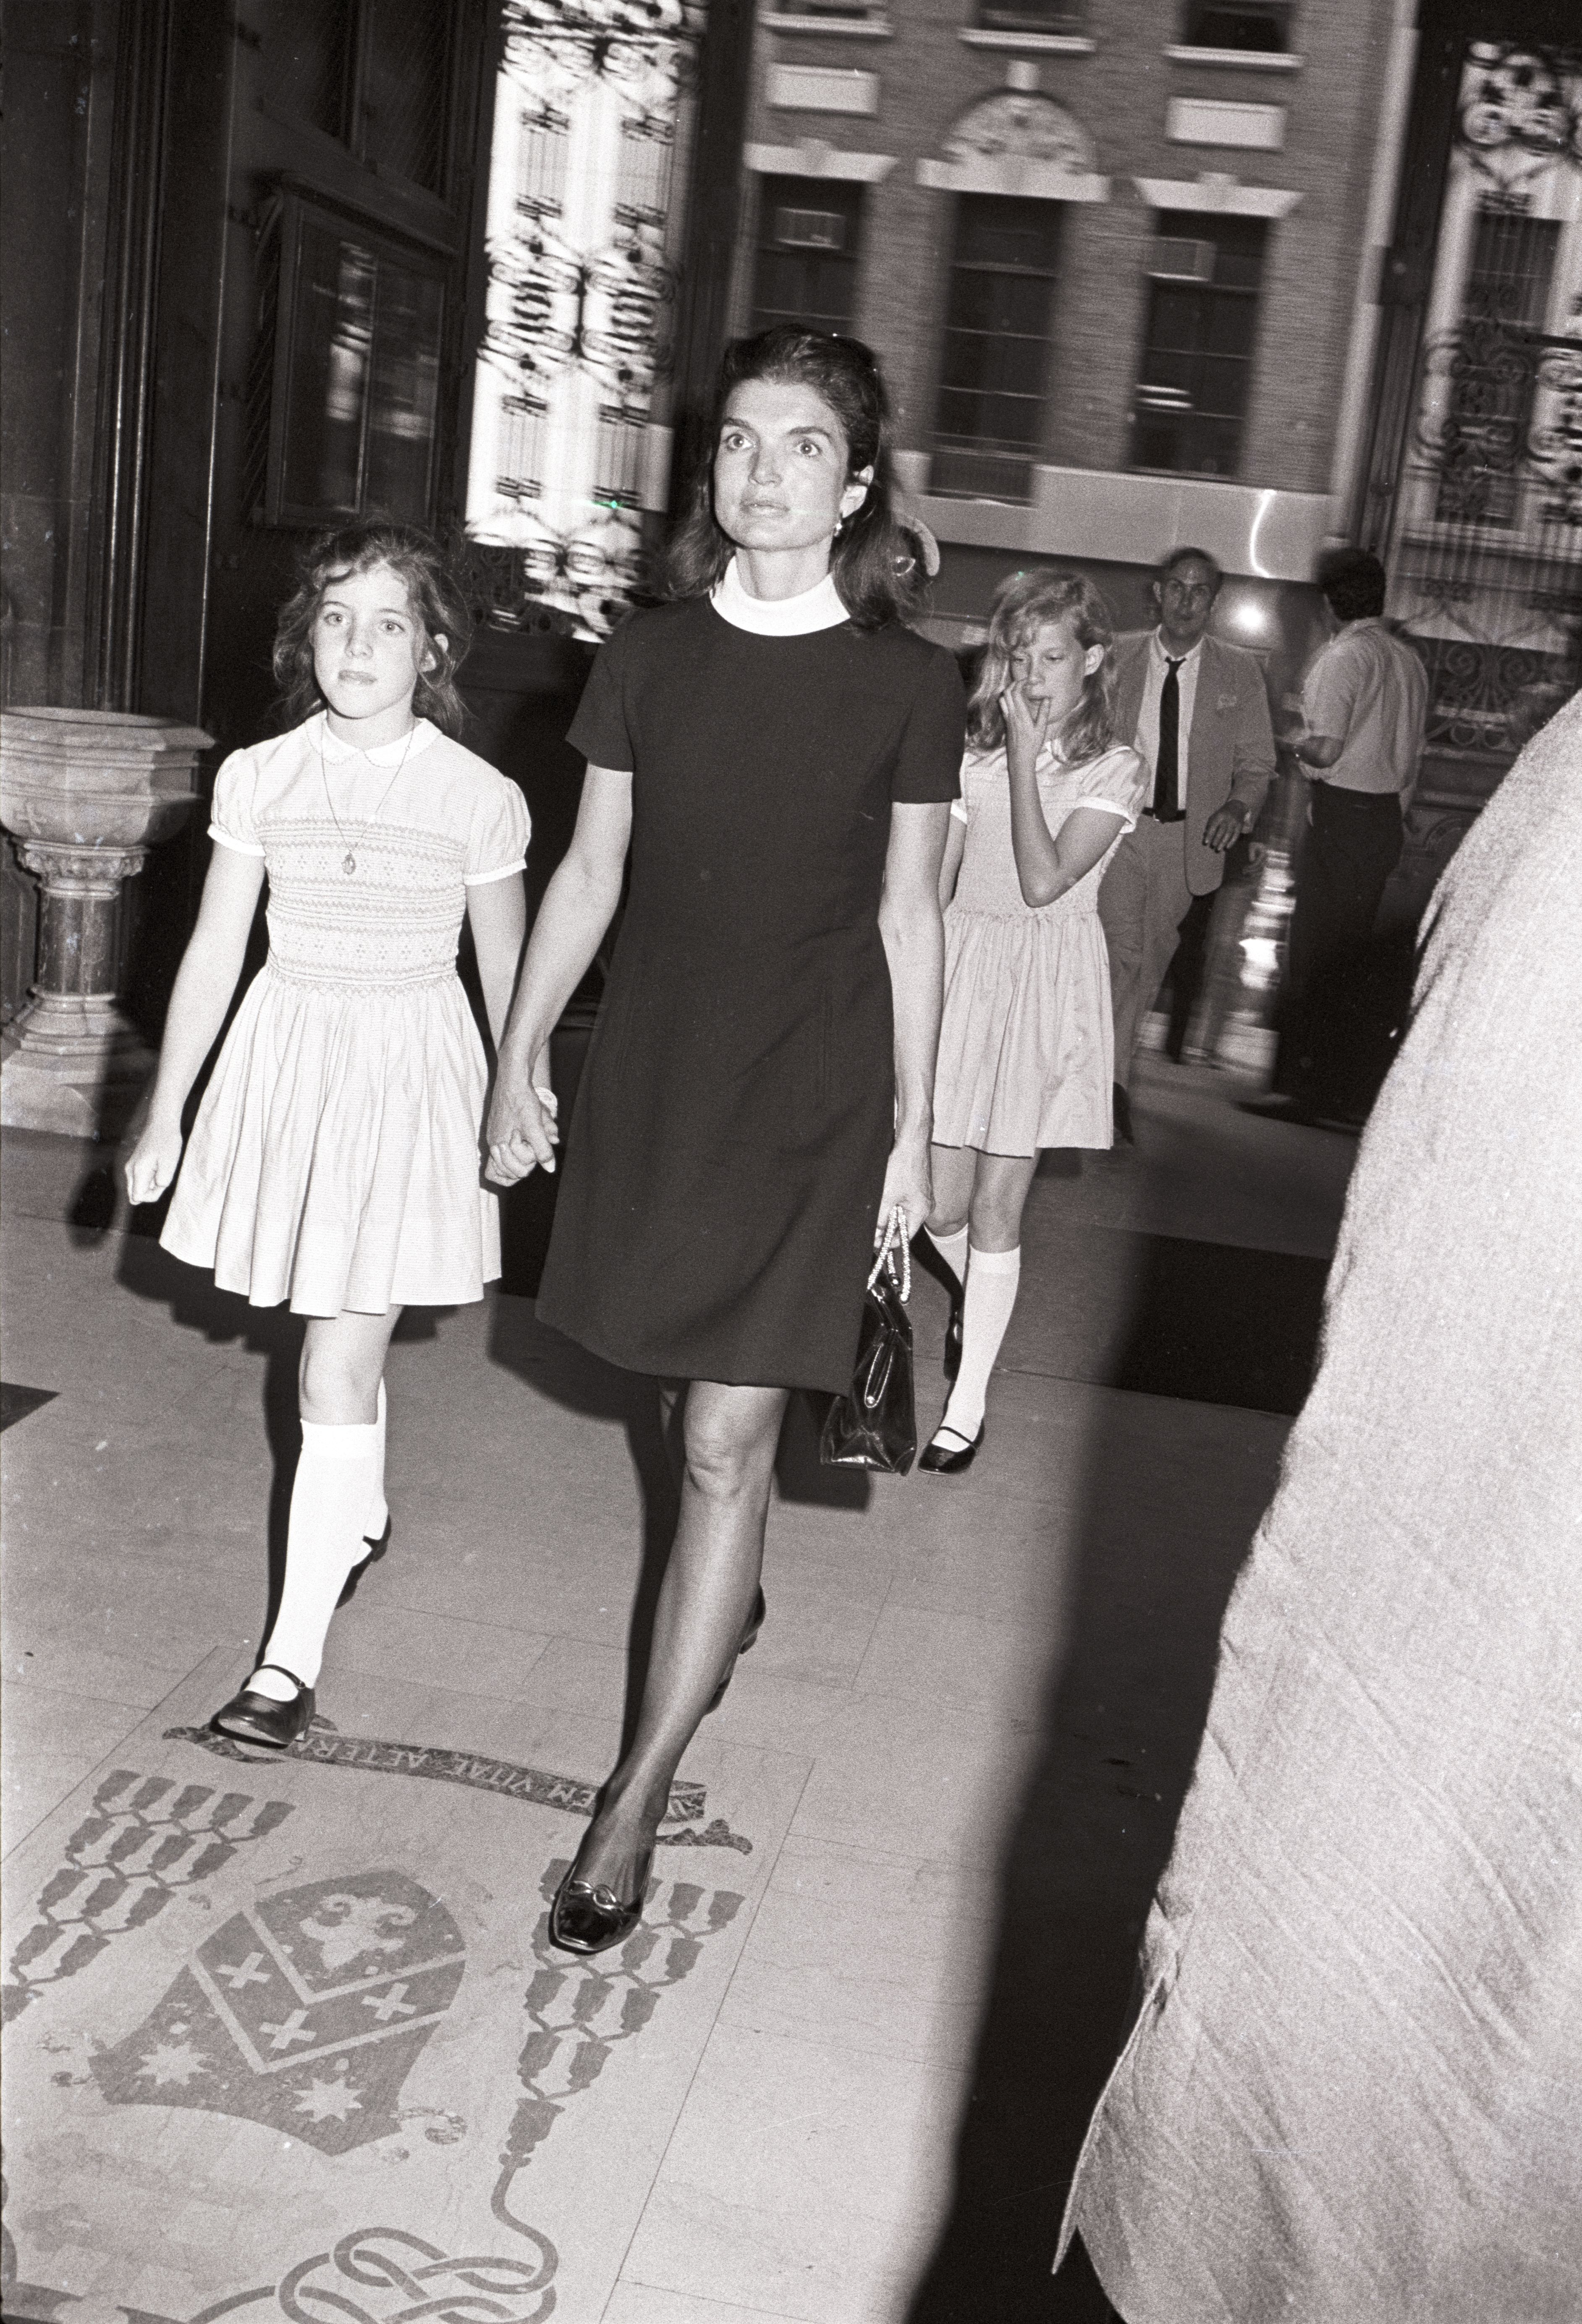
[932, 740, 1148, 1155]
[534, 560, 966, 1394]
[160, 713, 529, 1316]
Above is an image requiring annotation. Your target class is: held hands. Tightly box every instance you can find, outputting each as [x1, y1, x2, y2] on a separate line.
[876, 1135, 932, 1248]
[485, 1070, 560, 1186]
[123, 1115, 184, 1207]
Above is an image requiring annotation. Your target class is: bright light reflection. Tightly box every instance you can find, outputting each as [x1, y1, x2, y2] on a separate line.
[1228, 598, 1271, 638]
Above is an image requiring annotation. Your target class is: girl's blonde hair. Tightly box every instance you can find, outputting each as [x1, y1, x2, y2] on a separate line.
[272, 519, 473, 735]
[967, 567, 1118, 762]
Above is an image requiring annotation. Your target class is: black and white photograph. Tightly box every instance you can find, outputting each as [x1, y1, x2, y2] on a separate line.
[1, 2, 1578, 2319]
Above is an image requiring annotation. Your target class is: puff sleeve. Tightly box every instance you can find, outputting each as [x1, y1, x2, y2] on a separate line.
[951, 748, 989, 825]
[463, 773, 530, 886]
[1072, 745, 1150, 832]
[207, 750, 265, 857]
[891, 644, 967, 804]
[566, 628, 634, 771]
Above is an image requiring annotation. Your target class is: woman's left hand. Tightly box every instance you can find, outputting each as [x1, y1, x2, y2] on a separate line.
[877, 1135, 932, 1246]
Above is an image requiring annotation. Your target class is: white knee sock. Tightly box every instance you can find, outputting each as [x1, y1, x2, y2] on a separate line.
[255, 1415, 380, 1695]
[365, 1379, 388, 1542]
[925, 1221, 970, 1290]
[938, 1246, 1021, 1440]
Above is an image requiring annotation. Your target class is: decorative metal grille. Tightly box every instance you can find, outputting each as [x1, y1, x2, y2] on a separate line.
[464, 0, 704, 635]
[1386, 40, 1582, 778]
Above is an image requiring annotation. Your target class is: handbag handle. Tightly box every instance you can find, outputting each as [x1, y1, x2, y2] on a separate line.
[867, 1205, 912, 1300]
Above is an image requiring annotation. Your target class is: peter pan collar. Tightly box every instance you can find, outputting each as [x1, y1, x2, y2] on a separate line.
[711, 557, 850, 636]
[314, 712, 440, 764]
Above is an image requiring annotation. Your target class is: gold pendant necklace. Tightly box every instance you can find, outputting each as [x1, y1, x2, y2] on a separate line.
[318, 717, 418, 875]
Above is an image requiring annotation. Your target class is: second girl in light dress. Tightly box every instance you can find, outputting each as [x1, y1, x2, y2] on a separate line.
[922, 569, 1148, 1472]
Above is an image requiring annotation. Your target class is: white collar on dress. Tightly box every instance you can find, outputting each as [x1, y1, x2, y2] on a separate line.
[710, 556, 849, 636]
[314, 711, 440, 764]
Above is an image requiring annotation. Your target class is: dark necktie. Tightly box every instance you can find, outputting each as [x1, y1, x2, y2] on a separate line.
[1152, 657, 1186, 821]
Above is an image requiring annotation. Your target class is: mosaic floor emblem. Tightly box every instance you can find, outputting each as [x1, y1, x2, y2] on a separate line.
[0, 2219, 558, 2324]
[493, 1858, 746, 2218]
[275, 2226, 556, 2324]
[3, 1771, 293, 2026]
[92, 1871, 466, 2156]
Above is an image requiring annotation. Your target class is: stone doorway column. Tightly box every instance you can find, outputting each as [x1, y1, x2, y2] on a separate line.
[0, 709, 211, 1139]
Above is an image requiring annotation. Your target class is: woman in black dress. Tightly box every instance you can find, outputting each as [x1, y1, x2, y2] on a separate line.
[487, 328, 966, 1952]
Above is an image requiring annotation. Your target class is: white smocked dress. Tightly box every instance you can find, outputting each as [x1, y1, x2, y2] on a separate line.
[932, 741, 1148, 1155]
[161, 714, 529, 1315]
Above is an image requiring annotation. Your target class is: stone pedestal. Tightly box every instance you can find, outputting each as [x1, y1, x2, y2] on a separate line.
[0, 708, 211, 1139]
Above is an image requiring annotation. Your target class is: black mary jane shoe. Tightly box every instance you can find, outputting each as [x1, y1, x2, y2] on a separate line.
[918, 1423, 985, 1476]
[706, 1586, 767, 1716]
[210, 1663, 315, 1751]
[548, 1849, 654, 1957]
[338, 1517, 392, 1609]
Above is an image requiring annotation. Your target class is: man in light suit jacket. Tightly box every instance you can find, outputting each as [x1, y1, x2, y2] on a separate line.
[1099, 547, 1276, 1135]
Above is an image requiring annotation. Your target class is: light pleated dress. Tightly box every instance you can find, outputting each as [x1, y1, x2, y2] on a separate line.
[932, 741, 1148, 1155]
[161, 714, 528, 1315]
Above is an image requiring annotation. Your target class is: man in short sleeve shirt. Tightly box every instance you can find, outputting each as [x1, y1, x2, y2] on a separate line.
[1260, 548, 1428, 1125]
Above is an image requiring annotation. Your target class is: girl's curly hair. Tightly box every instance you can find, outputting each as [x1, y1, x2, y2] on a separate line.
[272, 519, 474, 734]
[966, 567, 1118, 763]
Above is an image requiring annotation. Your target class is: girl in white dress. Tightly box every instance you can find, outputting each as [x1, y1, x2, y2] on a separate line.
[124, 522, 529, 1744]
[921, 570, 1147, 1473]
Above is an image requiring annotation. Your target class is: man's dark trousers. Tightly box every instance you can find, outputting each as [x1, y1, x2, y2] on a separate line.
[1276, 785, 1404, 1117]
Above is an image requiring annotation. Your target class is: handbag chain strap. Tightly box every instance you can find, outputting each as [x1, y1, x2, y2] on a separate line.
[867, 1205, 912, 1300]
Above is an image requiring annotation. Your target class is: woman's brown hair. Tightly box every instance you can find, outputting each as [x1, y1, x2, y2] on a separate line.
[272, 519, 474, 734]
[966, 568, 1118, 764]
[664, 326, 926, 631]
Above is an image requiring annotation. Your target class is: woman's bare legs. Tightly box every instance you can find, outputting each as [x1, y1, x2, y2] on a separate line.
[571, 1379, 789, 1900]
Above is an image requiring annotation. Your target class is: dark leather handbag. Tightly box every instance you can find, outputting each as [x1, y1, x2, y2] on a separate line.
[821, 1209, 917, 1475]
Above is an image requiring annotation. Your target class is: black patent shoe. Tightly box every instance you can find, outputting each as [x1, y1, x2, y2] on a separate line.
[548, 1849, 654, 1956]
[707, 1586, 767, 1716]
[210, 1664, 314, 1750]
[338, 1517, 392, 1608]
[919, 1423, 985, 1475]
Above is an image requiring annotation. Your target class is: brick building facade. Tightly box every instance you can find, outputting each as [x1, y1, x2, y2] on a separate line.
[732, 0, 1409, 660]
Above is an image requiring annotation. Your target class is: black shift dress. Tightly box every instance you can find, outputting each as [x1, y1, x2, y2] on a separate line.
[534, 593, 966, 1392]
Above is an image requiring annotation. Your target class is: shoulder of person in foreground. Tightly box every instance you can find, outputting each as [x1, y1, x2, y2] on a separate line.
[1419, 687, 1582, 976]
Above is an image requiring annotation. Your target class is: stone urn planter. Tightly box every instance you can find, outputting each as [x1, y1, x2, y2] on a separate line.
[0, 707, 212, 1138]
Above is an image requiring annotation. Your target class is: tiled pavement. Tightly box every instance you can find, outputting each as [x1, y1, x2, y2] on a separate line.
[0, 1057, 1355, 2323]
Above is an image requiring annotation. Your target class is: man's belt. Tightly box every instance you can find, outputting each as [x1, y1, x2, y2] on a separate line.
[1145, 805, 1186, 824]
